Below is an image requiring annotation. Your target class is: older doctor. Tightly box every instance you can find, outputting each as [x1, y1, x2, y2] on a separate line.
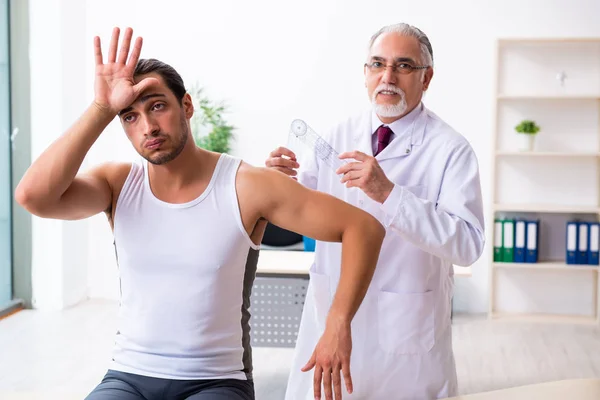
[266, 23, 485, 400]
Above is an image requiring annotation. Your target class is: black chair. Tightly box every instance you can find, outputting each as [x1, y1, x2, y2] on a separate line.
[261, 222, 303, 247]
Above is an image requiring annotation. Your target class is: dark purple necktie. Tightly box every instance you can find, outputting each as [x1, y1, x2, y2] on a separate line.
[375, 125, 393, 156]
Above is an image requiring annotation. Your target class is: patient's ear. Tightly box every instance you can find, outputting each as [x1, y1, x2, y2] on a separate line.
[182, 93, 194, 118]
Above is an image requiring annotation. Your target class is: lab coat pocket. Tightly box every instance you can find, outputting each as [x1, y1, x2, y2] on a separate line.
[308, 265, 331, 333]
[377, 289, 435, 355]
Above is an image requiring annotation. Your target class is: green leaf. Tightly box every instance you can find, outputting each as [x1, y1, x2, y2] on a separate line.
[189, 83, 235, 153]
[515, 119, 540, 135]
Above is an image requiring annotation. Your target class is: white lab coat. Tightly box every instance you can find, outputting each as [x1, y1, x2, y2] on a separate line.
[285, 103, 485, 400]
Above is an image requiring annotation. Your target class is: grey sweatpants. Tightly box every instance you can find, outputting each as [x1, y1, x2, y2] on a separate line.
[85, 370, 255, 400]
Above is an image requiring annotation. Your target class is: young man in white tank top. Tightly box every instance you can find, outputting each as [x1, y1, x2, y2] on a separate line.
[15, 27, 385, 400]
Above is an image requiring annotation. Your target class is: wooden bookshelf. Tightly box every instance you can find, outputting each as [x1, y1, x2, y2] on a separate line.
[489, 37, 600, 324]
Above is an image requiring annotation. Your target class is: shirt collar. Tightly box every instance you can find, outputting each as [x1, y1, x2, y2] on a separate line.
[371, 102, 423, 140]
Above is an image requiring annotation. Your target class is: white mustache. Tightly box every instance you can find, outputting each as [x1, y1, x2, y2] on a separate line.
[375, 84, 404, 96]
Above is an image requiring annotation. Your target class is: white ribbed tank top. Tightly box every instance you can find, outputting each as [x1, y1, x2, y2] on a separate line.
[109, 153, 260, 380]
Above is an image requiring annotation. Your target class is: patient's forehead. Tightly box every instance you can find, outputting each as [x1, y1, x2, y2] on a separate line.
[134, 72, 166, 88]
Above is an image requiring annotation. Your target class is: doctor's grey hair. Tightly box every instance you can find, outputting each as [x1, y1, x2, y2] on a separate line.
[367, 23, 434, 68]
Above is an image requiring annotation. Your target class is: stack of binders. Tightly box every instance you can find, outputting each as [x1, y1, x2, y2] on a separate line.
[494, 218, 539, 263]
[566, 221, 599, 266]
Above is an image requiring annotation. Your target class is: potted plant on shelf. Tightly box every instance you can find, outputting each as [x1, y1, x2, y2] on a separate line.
[514, 119, 540, 152]
[188, 83, 235, 153]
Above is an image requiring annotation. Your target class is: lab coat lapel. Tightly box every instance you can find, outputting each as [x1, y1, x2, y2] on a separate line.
[350, 112, 374, 156]
[376, 107, 428, 162]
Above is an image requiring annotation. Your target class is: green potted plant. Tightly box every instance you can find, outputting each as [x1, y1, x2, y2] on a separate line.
[514, 119, 540, 152]
[188, 83, 235, 153]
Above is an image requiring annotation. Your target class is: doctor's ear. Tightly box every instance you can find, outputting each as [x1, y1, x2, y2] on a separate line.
[422, 67, 434, 91]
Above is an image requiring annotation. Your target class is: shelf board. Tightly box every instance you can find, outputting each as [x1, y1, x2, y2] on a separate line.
[490, 312, 598, 325]
[494, 204, 600, 214]
[498, 38, 600, 45]
[454, 266, 472, 277]
[496, 151, 600, 158]
[494, 261, 599, 271]
[497, 94, 600, 100]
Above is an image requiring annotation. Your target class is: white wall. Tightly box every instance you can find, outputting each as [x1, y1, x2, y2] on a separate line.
[28, 0, 89, 309]
[26, 0, 600, 312]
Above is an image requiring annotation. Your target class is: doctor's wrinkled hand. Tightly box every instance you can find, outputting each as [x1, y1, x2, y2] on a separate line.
[265, 146, 299, 179]
[337, 151, 394, 203]
[301, 316, 353, 400]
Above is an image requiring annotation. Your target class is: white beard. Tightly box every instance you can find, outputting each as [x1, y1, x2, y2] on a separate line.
[371, 85, 408, 118]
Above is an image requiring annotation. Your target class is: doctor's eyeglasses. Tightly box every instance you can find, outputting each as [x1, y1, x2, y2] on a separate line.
[365, 61, 430, 75]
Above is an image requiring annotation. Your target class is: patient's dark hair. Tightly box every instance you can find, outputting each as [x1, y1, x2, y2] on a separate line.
[134, 58, 186, 102]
